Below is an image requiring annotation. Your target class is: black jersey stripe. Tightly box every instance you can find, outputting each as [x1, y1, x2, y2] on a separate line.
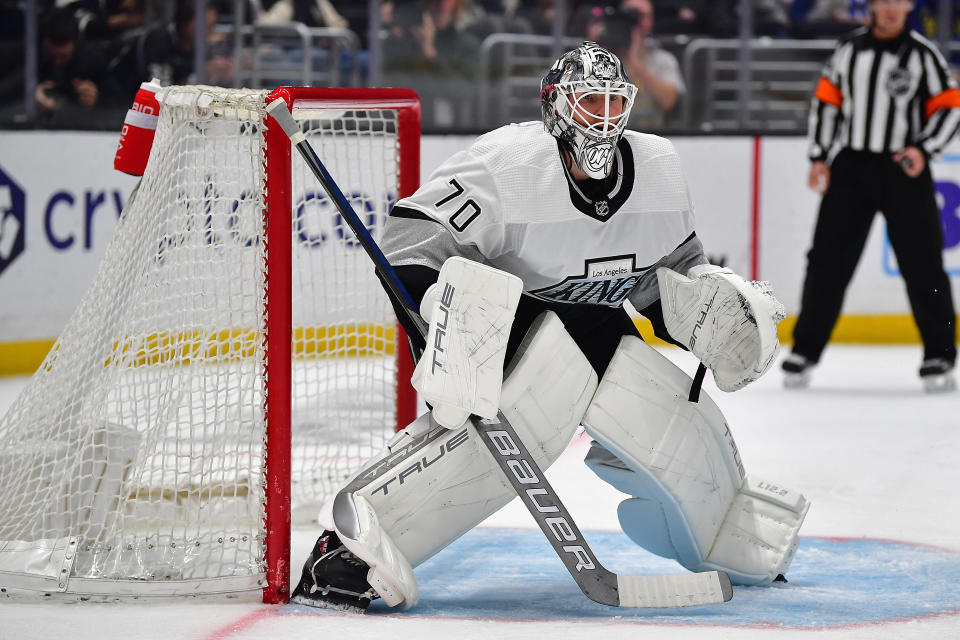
[916, 37, 950, 89]
[882, 46, 915, 152]
[942, 110, 960, 148]
[927, 108, 947, 142]
[812, 101, 826, 158]
[390, 204, 441, 222]
[862, 49, 883, 150]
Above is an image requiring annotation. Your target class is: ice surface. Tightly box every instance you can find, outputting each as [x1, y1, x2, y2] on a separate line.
[1, 344, 958, 639]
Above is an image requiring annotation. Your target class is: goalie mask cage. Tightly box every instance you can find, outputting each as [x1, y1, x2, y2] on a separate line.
[0, 86, 419, 603]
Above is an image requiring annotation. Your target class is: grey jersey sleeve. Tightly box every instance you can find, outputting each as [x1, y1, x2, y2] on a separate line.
[380, 214, 488, 271]
[625, 233, 708, 311]
[381, 146, 505, 271]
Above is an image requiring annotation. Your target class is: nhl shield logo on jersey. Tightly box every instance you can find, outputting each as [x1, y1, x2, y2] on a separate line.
[885, 68, 914, 98]
[595, 200, 610, 217]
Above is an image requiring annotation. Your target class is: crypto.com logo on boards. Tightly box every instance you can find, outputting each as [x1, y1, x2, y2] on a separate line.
[0, 165, 26, 277]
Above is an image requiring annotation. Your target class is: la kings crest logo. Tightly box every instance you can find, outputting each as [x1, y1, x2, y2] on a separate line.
[590, 51, 618, 80]
[575, 42, 621, 81]
[530, 255, 644, 306]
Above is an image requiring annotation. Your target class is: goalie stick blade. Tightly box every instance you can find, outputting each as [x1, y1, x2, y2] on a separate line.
[615, 571, 733, 608]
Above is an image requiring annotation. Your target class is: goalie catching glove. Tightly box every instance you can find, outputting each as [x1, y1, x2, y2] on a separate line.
[657, 264, 786, 392]
[412, 257, 524, 428]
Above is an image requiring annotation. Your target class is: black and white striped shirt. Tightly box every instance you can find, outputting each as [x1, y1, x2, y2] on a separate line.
[808, 27, 960, 161]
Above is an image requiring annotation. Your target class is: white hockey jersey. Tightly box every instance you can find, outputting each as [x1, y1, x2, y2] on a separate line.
[382, 122, 706, 311]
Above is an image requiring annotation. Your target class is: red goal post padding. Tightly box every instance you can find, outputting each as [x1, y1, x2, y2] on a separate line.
[263, 87, 420, 604]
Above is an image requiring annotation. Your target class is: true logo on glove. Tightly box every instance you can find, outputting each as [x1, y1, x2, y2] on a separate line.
[689, 298, 712, 351]
[430, 283, 456, 375]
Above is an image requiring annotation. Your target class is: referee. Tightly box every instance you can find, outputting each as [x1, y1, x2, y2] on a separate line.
[783, 0, 958, 392]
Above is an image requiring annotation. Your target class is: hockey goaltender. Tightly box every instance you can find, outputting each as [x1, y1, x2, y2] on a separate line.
[288, 42, 810, 612]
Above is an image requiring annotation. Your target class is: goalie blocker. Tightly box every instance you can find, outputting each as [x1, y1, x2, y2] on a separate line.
[412, 257, 524, 429]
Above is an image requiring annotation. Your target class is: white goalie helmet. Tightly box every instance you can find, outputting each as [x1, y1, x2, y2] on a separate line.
[541, 41, 638, 179]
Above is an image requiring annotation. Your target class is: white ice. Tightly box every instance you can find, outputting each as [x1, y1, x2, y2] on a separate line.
[0, 344, 958, 640]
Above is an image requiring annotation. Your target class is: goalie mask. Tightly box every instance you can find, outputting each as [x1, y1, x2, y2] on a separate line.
[541, 42, 637, 180]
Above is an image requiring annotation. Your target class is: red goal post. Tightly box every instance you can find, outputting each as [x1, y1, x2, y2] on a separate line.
[263, 87, 420, 603]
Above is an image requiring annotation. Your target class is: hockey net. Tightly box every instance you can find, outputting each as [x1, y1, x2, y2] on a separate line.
[0, 86, 419, 602]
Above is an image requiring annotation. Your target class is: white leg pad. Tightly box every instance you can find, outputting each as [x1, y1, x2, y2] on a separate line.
[326, 311, 598, 606]
[698, 477, 809, 585]
[582, 336, 809, 585]
[332, 492, 418, 608]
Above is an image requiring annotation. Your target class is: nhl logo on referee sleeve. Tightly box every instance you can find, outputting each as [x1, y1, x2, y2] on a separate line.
[885, 68, 914, 98]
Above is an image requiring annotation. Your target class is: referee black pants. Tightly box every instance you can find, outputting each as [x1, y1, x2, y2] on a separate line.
[792, 149, 957, 365]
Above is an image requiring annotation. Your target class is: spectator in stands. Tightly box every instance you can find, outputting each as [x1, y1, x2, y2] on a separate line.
[71, 0, 146, 43]
[795, 0, 871, 37]
[518, 0, 556, 36]
[648, 0, 709, 35]
[576, 4, 610, 41]
[700, 0, 792, 37]
[258, 0, 347, 27]
[132, 0, 235, 89]
[464, 0, 533, 40]
[0, 0, 25, 115]
[29, 7, 115, 124]
[595, 0, 685, 129]
[381, 0, 482, 127]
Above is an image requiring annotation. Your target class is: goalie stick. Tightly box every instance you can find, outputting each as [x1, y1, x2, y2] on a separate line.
[265, 95, 733, 609]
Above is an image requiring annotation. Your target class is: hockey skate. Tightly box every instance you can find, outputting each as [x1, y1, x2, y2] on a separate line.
[781, 353, 814, 389]
[290, 530, 378, 612]
[919, 358, 957, 393]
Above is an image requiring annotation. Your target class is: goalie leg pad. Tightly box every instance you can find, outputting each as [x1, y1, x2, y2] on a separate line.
[332, 492, 418, 608]
[328, 312, 598, 606]
[582, 336, 809, 585]
[698, 477, 810, 585]
[584, 443, 699, 564]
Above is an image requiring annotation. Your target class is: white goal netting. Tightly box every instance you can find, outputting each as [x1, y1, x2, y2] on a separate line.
[0, 86, 413, 598]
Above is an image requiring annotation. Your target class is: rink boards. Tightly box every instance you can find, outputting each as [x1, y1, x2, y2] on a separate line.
[2, 132, 960, 374]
